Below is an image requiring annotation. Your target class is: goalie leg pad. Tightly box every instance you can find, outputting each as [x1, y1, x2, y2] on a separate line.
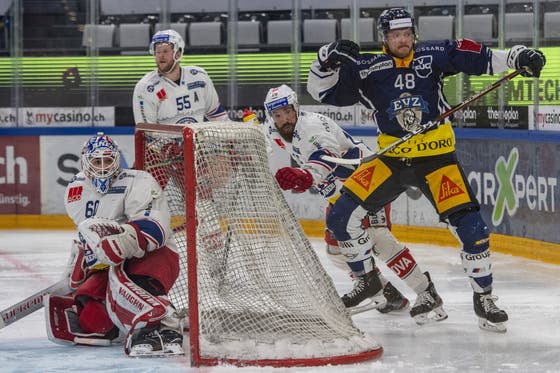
[106, 264, 169, 333]
[449, 210, 493, 293]
[45, 294, 118, 347]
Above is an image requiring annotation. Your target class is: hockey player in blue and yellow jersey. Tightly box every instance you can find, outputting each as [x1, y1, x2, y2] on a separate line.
[307, 7, 545, 333]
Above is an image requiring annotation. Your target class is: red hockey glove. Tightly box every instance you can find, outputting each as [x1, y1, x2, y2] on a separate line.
[275, 167, 313, 193]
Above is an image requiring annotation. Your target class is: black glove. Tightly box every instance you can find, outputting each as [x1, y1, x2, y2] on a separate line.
[317, 39, 360, 70]
[510, 46, 546, 78]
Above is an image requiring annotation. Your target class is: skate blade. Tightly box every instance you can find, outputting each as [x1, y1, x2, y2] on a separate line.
[129, 344, 185, 358]
[129, 349, 185, 358]
[478, 318, 507, 333]
[413, 306, 448, 325]
[348, 295, 387, 315]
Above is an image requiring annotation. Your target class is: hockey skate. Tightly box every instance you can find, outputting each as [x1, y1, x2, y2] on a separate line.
[129, 325, 184, 357]
[474, 291, 508, 333]
[410, 272, 448, 325]
[377, 281, 410, 314]
[342, 270, 387, 315]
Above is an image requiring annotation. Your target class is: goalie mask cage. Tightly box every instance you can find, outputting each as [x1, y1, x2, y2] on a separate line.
[134, 122, 382, 367]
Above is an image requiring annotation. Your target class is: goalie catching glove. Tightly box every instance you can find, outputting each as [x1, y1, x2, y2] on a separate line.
[317, 39, 360, 70]
[77, 218, 149, 268]
[275, 167, 314, 192]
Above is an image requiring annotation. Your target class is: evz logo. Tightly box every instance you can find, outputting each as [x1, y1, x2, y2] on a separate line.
[413, 56, 433, 78]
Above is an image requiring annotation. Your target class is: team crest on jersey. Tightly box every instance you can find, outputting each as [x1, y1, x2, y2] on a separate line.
[412, 55, 433, 78]
[387, 93, 429, 132]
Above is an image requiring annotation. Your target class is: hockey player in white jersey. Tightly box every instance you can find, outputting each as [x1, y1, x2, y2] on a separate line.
[133, 29, 227, 124]
[260, 85, 446, 320]
[44, 133, 183, 357]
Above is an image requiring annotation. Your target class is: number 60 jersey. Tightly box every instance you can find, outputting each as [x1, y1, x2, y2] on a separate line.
[64, 168, 173, 246]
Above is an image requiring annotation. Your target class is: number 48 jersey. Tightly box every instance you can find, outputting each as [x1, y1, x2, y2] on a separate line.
[308, 39, 510, 139]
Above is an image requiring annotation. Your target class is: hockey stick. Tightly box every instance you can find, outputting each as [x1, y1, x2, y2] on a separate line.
[0, 279, 71, 329]
[321, 69, 523, 165]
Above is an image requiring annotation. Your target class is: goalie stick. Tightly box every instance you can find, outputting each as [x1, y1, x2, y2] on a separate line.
[321, 69, 523, 166]
[0, 279, 71, 329]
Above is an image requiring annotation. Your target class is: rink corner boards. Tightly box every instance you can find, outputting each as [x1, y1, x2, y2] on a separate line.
[0, 215, 558, 266]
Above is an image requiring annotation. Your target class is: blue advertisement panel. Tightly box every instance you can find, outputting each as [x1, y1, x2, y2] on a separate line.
[456, 139, 560, 244]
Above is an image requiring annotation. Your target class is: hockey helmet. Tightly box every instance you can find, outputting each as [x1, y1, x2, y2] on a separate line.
[149, 29, 185, 58]
[81, 132, 121, 194]
[264, 85, 299, 115]
[378, 8, 416, 38]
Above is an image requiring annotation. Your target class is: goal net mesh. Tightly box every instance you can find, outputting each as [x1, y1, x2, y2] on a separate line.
[135, 122, 381, 366]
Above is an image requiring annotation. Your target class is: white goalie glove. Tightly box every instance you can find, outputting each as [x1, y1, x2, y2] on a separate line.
[78, 218, 148, 268]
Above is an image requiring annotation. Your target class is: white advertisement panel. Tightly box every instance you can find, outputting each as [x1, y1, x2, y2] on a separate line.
[528, 105, 560, 131]
[300, 104, 377, 128]
[41, 134, 134, 214]
[19, 107, 115, 127]
[0, 108, 17, 127]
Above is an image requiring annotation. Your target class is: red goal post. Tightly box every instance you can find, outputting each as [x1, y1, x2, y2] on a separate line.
[134, 122, 382, 367]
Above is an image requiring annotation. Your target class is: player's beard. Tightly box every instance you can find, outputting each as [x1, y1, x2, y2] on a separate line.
[277, 122, 295, 142]
[157, 59, 177, 75]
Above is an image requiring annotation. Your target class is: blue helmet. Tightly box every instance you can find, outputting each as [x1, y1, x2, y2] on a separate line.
[378, 8, 416, 38]
[81, 132, 121, 194]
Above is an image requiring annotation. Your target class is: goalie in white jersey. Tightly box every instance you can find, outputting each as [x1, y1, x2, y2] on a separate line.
[44, 133, 183, 357]
[260, 85, 446, 321]
[133, 29, 227, 124]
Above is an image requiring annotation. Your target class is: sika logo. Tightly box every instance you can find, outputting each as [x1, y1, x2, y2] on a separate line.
[351, 166, 375, 190]
[438, 175, 465, 202]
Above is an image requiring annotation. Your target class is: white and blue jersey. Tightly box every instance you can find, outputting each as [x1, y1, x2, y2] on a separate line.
[262, 110, 371, 203]
[133, 65, 227, 125]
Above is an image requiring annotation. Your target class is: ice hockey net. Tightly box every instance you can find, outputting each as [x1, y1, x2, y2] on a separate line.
[134, 122, 382, 367]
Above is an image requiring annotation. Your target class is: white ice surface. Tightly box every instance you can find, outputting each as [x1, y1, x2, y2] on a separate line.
[1, 230, 559, 373]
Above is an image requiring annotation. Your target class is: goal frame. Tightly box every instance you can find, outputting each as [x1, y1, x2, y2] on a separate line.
[134, 123, 383, 367]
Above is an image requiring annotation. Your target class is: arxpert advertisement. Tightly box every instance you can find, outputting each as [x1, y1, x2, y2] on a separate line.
[456, 139, 559, 244]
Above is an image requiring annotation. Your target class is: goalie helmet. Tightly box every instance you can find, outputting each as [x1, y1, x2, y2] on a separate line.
[149, 29, 185, 58]
[81, 132, 121, 194]
[378, 8, 416, 39]
[264, 85, 299, 116]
